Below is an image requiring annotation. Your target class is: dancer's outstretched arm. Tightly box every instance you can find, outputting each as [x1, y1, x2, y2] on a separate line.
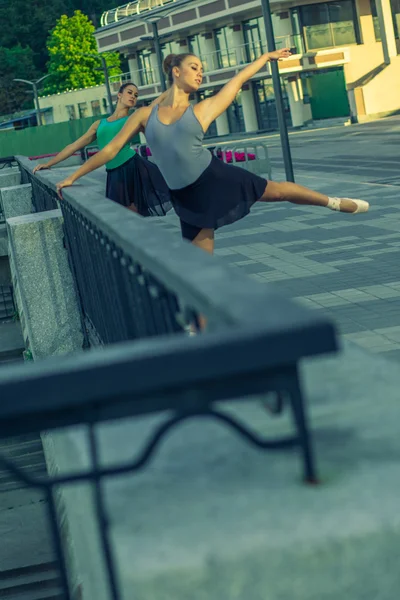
[33, 121, 100, 173]
[56, 107, 150, 196]
[196, 48, 291, 130]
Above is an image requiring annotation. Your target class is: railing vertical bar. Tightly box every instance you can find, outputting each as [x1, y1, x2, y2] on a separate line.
[88, 425, 122, 600]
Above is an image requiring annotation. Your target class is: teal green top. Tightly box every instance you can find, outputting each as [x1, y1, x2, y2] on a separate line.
[96, 116, 136, 171]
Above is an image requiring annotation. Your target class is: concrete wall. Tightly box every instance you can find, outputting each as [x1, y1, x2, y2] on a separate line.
[361, 55, 400, 116]
[39, 85, 109, 124]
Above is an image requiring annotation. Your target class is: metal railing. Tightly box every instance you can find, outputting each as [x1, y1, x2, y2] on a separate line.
[199, 37, 304, 71]
[109, 36, 304, 90]
[0, 156, 19, 223]
[20, 164, 58, 213]
[207, 142, 272, 180]
[4, 156, 338, 599]
[101, 0, 179, 26]
[0, 156, 17, 170]
[0, 285, 15, 322]
[110, 66, 157, 89]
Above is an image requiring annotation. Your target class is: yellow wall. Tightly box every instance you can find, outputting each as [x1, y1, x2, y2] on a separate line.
[343, 0, 400, 117]
[362, 55, 400, 114]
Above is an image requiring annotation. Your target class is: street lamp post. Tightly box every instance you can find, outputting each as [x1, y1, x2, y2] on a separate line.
[260, 0, 295, 182]
[81, 53, 114, 113]
[151, 21, 167, 92]
[99, 55, 114, 112]
[135, 0, 196, 93]
[13, 74, 51, 127]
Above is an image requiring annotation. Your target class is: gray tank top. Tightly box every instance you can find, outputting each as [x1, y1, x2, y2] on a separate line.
[145, 104, 212, 190]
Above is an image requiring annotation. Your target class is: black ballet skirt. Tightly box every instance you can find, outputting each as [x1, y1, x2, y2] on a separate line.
[106, 153, 172, 217]
[170, 154, 268, 231]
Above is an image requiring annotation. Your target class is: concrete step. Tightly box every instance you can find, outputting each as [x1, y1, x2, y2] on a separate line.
[0, 562, 63, 599]
[0, 322, 24, 362]
[0, 287, 15, 321]
[0, 436, 62, 595]
[0, 436, 47, 492]
[0, 350, 24, 365]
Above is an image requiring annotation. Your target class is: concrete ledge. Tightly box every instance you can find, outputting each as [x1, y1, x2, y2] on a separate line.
[0, 171, 21, 189]
[0, 184, 32, 220]
[0, 225, 7, 257]
[46, 341, 400, 600]
[42, 431, 111, 600]
[7, 210, 83, 359]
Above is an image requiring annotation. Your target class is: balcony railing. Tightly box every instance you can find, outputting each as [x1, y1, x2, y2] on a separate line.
[109, 36, 304, 90]
[199, 37, 304, 72]
[101, 0, 179, 26]
[110, 66, 157, 89]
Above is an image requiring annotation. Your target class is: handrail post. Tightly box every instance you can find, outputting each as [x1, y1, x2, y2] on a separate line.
[260, 0, 295, 183]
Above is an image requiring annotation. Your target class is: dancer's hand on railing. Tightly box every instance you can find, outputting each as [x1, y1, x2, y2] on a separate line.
[33, 163, 51, 174]
[267, 48, 292, 61]
[56, 176, 75, 199]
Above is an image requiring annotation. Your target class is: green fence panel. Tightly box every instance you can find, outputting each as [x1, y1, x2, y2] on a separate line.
[0, 116, 140, 159]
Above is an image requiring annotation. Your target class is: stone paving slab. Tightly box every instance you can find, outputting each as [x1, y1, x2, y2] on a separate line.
[154, 170, 400, 361]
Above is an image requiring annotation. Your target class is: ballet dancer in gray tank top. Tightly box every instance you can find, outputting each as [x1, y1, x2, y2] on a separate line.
[56, 49, 369, 255]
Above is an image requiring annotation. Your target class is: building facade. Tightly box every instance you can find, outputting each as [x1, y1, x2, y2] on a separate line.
[38, 85, 109, 125]
[93, 0, 400, 136]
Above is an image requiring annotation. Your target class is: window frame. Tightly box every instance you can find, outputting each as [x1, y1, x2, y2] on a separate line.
[136, 48, 155, 86]
[213, 26, 238, 68]
[296, 0, 360, 51]
[391, 0, 400, 37]
[78, 102, 88, 119]
[242, 17, 266, 62]
[65, 104, 76, 121]
[91, 99, 102, 117]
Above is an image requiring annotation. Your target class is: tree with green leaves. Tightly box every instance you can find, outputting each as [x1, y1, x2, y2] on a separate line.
[0, 45, 39, 116]
[44, 10, 121, 95]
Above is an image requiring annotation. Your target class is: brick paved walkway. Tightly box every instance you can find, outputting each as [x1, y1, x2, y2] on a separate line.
[156, 160, 400, 362]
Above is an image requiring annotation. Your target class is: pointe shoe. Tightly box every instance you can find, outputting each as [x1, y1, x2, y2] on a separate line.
[327, 197, 369, 214]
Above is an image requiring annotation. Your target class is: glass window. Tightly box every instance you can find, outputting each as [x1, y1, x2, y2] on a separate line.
[136, 49, 155, 86]
[161, 40, 182, 60]
[66, 105, 76, 120]
[196, 90, 218, 137]
[254, 79, 291, 130]
[91, 99, 102, 116]
[243, 17, 266, 61]
[370, 0, 381, 41]
[78, 102, 88, 119]
[392, 0, 400, 37]
[188, 34, 211, 70]
[299, 0, 358, 49]
[226, 90, 245, 134]
[214, 27, 238, 68]
[42, 109, 54, 125]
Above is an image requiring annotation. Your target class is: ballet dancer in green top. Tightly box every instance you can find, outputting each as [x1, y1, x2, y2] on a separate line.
[33, 82, 171, 216]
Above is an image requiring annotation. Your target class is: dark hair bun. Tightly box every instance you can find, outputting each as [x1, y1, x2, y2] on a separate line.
[163, 54, 177, 74]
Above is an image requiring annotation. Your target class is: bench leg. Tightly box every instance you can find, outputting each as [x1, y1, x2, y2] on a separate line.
[288, 371, 318, 484]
